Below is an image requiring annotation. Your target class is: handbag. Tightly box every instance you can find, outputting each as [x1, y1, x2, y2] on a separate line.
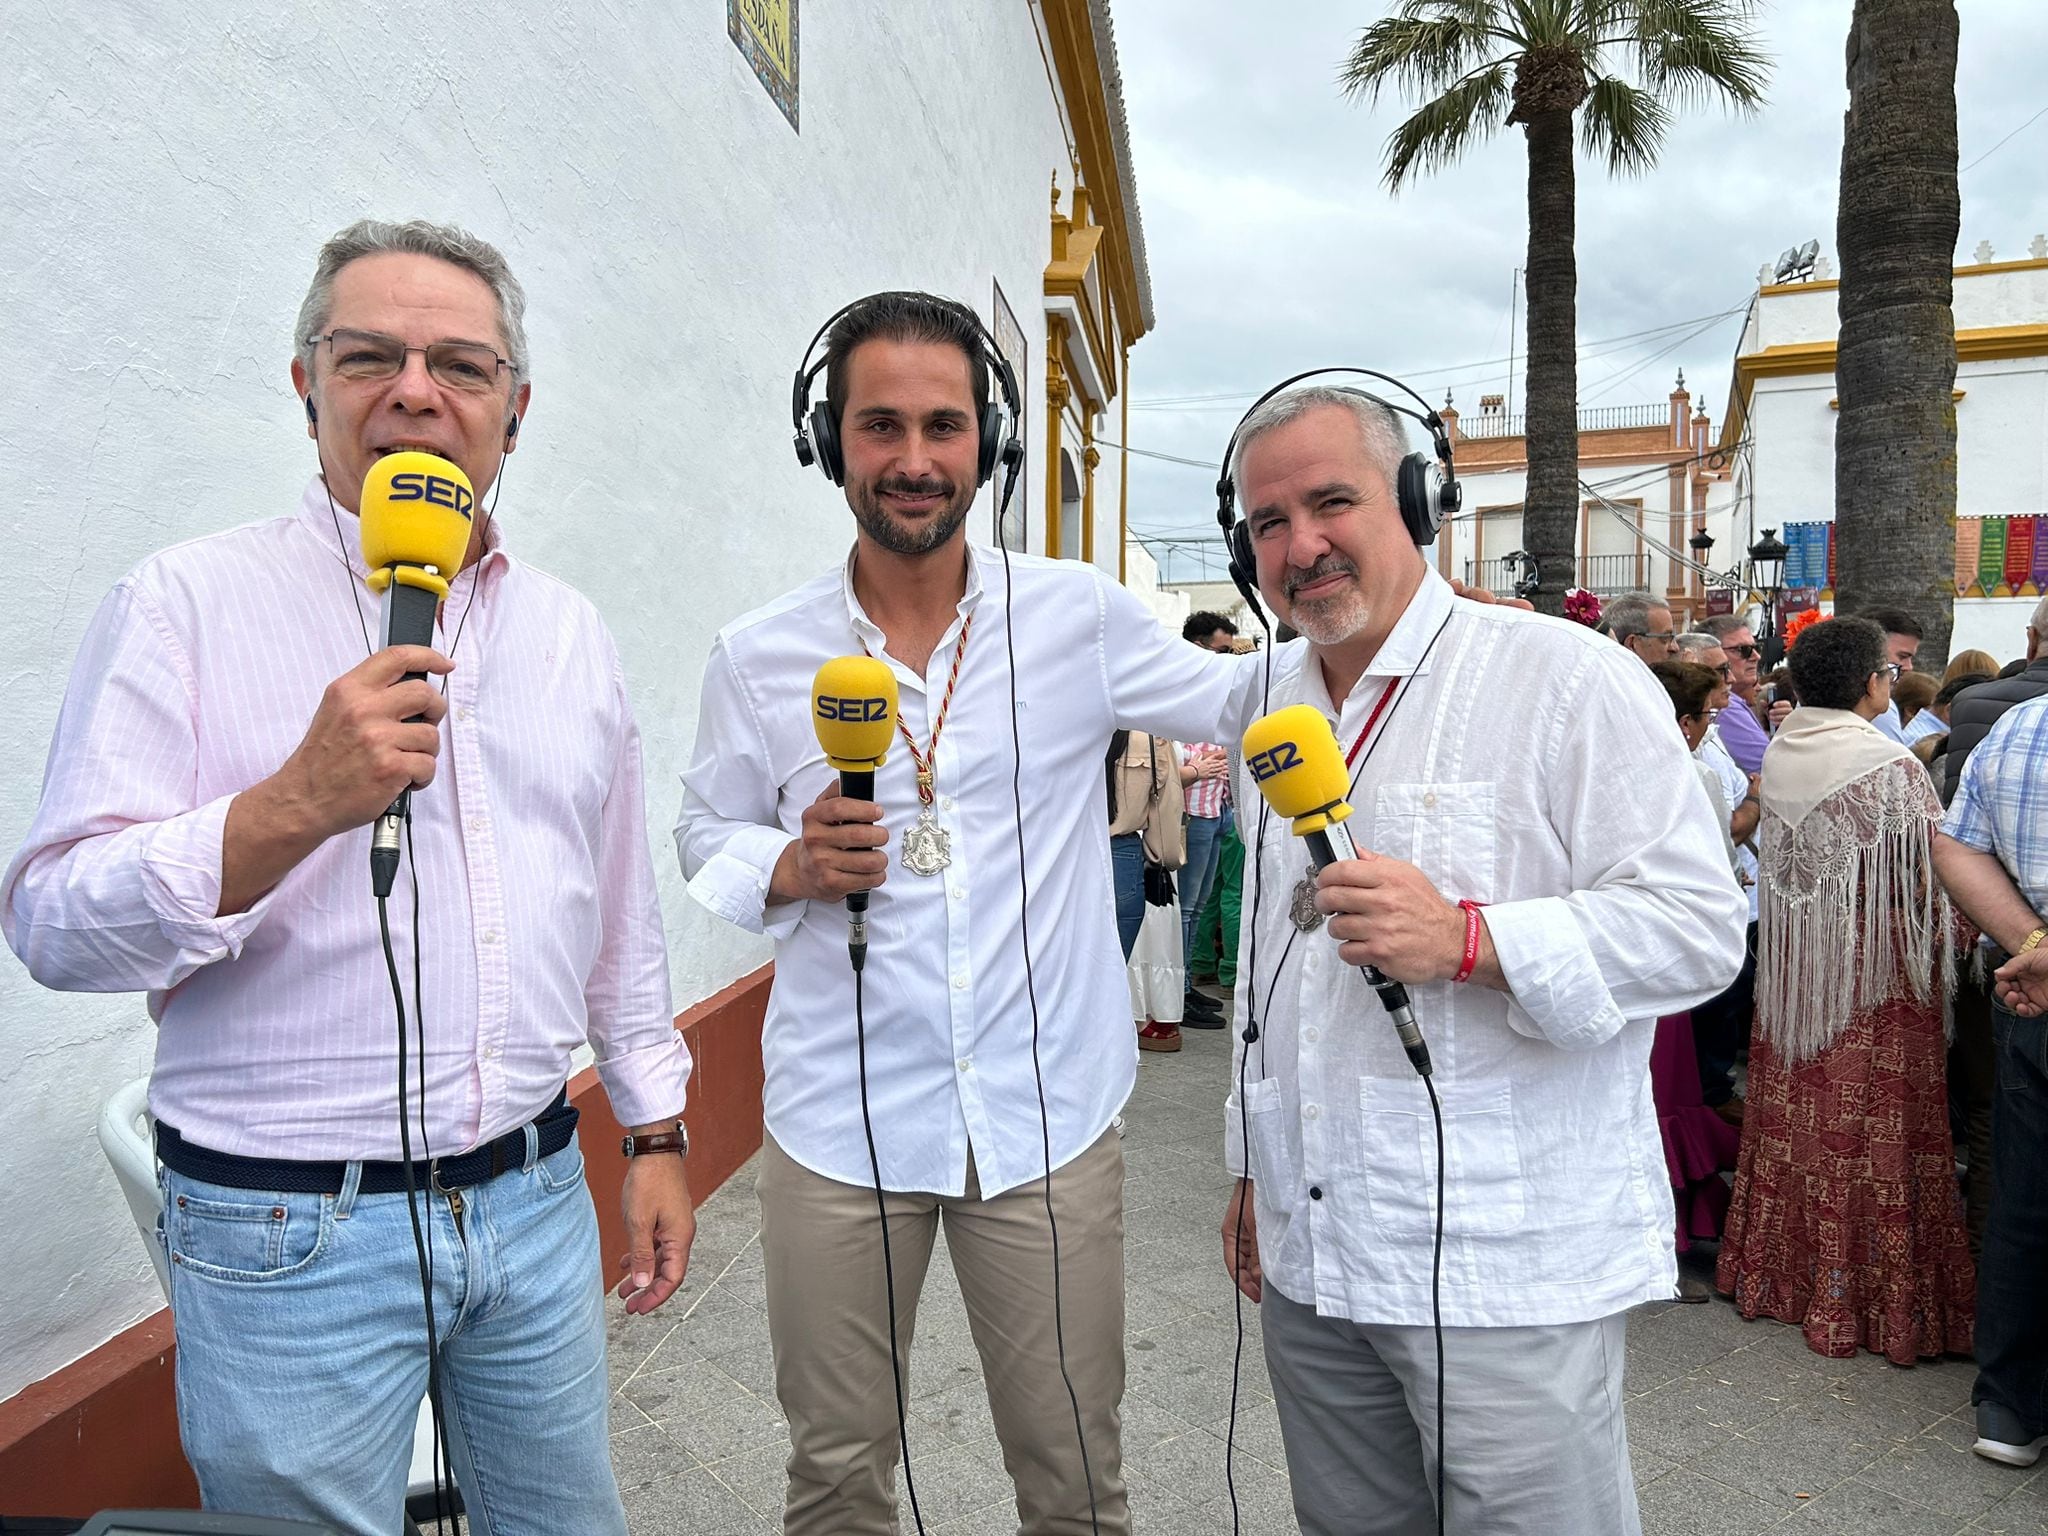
[1143, 859, 1177, 907]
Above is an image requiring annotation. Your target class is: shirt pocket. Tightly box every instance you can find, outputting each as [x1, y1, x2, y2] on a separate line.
[1370, 781, 1497, 904]
[1359, 1077, 1525, 1240]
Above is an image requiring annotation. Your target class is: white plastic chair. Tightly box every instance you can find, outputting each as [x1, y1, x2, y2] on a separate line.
[97, 1076, 449, 1524]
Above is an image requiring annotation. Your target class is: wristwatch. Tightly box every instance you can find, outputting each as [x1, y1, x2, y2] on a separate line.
[2019, 927, 2048, 956]
[621, 1121, 688, 1159]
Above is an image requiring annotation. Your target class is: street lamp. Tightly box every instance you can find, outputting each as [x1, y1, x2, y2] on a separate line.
[1747, 527, 1791, 662]
[1688, 525, 1715, 616]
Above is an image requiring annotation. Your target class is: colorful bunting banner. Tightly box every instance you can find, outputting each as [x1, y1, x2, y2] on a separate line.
[1980, 518, 2009, 596]
[2006, 516, 2036, 596]
[1957, 519, 1983, 594]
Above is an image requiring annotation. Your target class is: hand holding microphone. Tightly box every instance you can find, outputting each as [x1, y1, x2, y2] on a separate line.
[1243, 704, 1443, 1077]
[806, 657, 899, 968]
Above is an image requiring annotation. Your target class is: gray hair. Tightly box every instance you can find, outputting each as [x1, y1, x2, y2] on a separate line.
[294, 218, 530, 381]
[1699, 613, 1755, 642]
[2030, 594, 2048, 635]
[1230, 386, 1409, 512]
[1674, 631, 1722, 659]
[1604, 591, 1666, 642]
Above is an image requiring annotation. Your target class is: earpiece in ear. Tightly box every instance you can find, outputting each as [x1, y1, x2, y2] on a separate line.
[505, 413, 520, 442]
[304, 397, 318, 425]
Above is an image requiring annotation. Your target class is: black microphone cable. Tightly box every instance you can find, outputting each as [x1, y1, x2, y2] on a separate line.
[993, 455, 1102, 1536]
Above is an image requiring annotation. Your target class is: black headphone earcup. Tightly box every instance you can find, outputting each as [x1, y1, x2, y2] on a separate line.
[1398, 454, 1444, 545]
[976, 400, 1004, 487]
[1228, 521, 1254, 587]
[809, 402, 846, 486]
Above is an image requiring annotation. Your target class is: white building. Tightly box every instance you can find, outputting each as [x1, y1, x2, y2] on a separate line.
[0, 0, 1153, 1500]
[1720, 243, 2048, 660]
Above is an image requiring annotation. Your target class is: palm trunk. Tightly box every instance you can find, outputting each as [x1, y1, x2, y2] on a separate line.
[1834, 0, 1959, 660]
[1522, 107, 1580, 617]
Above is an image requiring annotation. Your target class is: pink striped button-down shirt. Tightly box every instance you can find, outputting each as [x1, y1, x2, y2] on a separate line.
[5, 479, 690, 1160]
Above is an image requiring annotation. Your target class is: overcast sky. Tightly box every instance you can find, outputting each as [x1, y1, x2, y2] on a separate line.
[1111, 1, 2048, 580]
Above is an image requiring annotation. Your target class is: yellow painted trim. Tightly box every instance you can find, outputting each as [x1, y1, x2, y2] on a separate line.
[1722, 325, 2048, 449]
[1118, 342, 1130, 585]
[1758, 256, 2048, 298]
[1082, 423, 1100, 566]
[1040, 1, 1149, 345]
[1046, 316, 1070, 559]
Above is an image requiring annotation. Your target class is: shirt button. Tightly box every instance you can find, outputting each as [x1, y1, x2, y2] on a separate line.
[952, 975, 968, 991]
[942, 796, 957, 812]
[957, 1058, 972, 1073]
[1309, 1185, 1324, 1200]
[1423, 791, 1438, 809]
[1303, 1027, 1319, 1044]
[468, 817, 485, 833]
[1304, 1104, 1320, 1121]
[482, 929, 501, 945]
[458, 705, 474, 723]
[950, 886, 966, 901]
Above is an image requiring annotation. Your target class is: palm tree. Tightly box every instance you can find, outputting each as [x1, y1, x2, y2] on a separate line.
[1832, 1, 1958, 660]
[1342, 2, 1767, 615]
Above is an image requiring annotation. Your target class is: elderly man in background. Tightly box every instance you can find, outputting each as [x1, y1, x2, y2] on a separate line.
[1700, 614, 1774, 774]
[4, 219, 693, 1536]
[1605, 590, 1678, 665]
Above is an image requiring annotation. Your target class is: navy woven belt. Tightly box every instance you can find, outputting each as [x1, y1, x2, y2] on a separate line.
[154, 1090, 578, 1196]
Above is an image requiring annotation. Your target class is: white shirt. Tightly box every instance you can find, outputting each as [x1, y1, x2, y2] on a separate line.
[1874, 700, 1907, 743]
[1701, 725, 1761, 922]
[1226, 572, 1746, 1328]
[5, 480, 690, 1159]
[1901, 709, 1947, 746]
[676, 543, 1268, 1197]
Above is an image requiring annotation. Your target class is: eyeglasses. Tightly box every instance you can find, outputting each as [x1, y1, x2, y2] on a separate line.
[1878, 663, 1903, 682]
[1726, 643, 1761, 659]
[1711, 663, 1732, 678]
[305, 328, 512, 393]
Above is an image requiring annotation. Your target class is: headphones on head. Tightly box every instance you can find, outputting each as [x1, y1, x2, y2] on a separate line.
[792, 290, 1025, 490]
[1214, 367, 1463, 621]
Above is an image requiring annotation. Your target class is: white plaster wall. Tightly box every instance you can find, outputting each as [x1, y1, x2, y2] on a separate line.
[1953, 598, 2041, 666]
[0, 0, 1090, 1400]
[1748, 380, 1839, 527]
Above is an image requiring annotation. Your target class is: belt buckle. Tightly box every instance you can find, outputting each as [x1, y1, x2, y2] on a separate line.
[429, 1158, 458, 1197]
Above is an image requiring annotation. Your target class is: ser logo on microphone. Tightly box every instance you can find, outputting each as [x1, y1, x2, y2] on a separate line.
[387, 472, 475, 519]
[1247, 741, 1304, 782]
[816, 696, 891, 723]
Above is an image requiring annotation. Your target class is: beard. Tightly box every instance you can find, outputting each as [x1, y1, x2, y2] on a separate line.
[849, 473, 976, 556]
[1282, 555, 1370, 645]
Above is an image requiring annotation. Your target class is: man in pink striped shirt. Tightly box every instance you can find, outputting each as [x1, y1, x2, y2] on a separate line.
[4, 219, 692, 1536]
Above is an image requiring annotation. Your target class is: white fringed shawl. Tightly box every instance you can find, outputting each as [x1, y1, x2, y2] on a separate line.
[1755, 708, 1954, 1063]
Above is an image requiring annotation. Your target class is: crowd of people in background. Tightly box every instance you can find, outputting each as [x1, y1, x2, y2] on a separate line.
[1605, 586, 2048, 1468]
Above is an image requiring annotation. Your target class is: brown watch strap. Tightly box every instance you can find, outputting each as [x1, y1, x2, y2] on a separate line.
[621, 1127, 687, 1158]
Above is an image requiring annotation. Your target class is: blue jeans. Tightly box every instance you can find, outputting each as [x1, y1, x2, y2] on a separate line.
[1976, 1005, 2048, 1432]
[1179, 813, 1227, 965]
[161, 1130, 626, 1536]
[1111, 833, 1145, 960]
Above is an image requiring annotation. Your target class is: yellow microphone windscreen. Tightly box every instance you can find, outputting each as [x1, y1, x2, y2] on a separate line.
[1242, 704, 1354, 833]
[359, 453, 475, 599]
[812, 657, 898, 770]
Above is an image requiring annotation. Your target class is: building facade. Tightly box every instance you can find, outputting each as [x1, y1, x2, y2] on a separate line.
[1720, 244, 2048, 659]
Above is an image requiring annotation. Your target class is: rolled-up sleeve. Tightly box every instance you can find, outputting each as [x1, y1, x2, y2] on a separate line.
[1485, 646, 1747, 1049]
[675, 638, 805, 939]
[4, 581, 280, 992]
[583, 661, 692, 1127]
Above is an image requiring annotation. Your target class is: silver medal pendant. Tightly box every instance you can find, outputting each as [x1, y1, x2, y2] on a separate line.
[1290, 867, 1326, 934]
[901, 808, 953, 877]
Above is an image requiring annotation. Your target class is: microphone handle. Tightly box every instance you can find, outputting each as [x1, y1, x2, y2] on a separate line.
[1304, 821, 1433, 1078]
[371, 578, 441, 898]
[837, 767, 877, 970]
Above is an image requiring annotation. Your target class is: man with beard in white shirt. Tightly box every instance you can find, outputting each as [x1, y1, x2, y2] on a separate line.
[676, 291, 1274, 1535]
[1215, 387, 1745, 1535]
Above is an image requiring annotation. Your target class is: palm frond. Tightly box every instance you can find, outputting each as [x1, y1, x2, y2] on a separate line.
[1382, 61, 1514, 187]
[1621, 0, 1770, 107]
[1580, 73, 1672, 173]
[1342, 6, 1502, 105]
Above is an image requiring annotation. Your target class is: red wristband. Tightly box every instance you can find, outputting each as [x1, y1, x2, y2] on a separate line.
[1454, 900, 1486, 984]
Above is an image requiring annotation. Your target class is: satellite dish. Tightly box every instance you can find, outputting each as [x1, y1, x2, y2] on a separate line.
[1772, 246, 1799, 282]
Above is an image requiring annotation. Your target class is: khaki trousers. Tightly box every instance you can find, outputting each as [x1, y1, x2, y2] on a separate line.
[758, 1128, 1128, 1535]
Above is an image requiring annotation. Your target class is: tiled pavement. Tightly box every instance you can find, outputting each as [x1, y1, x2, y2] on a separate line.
[591, 1024, 2048, 1534]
